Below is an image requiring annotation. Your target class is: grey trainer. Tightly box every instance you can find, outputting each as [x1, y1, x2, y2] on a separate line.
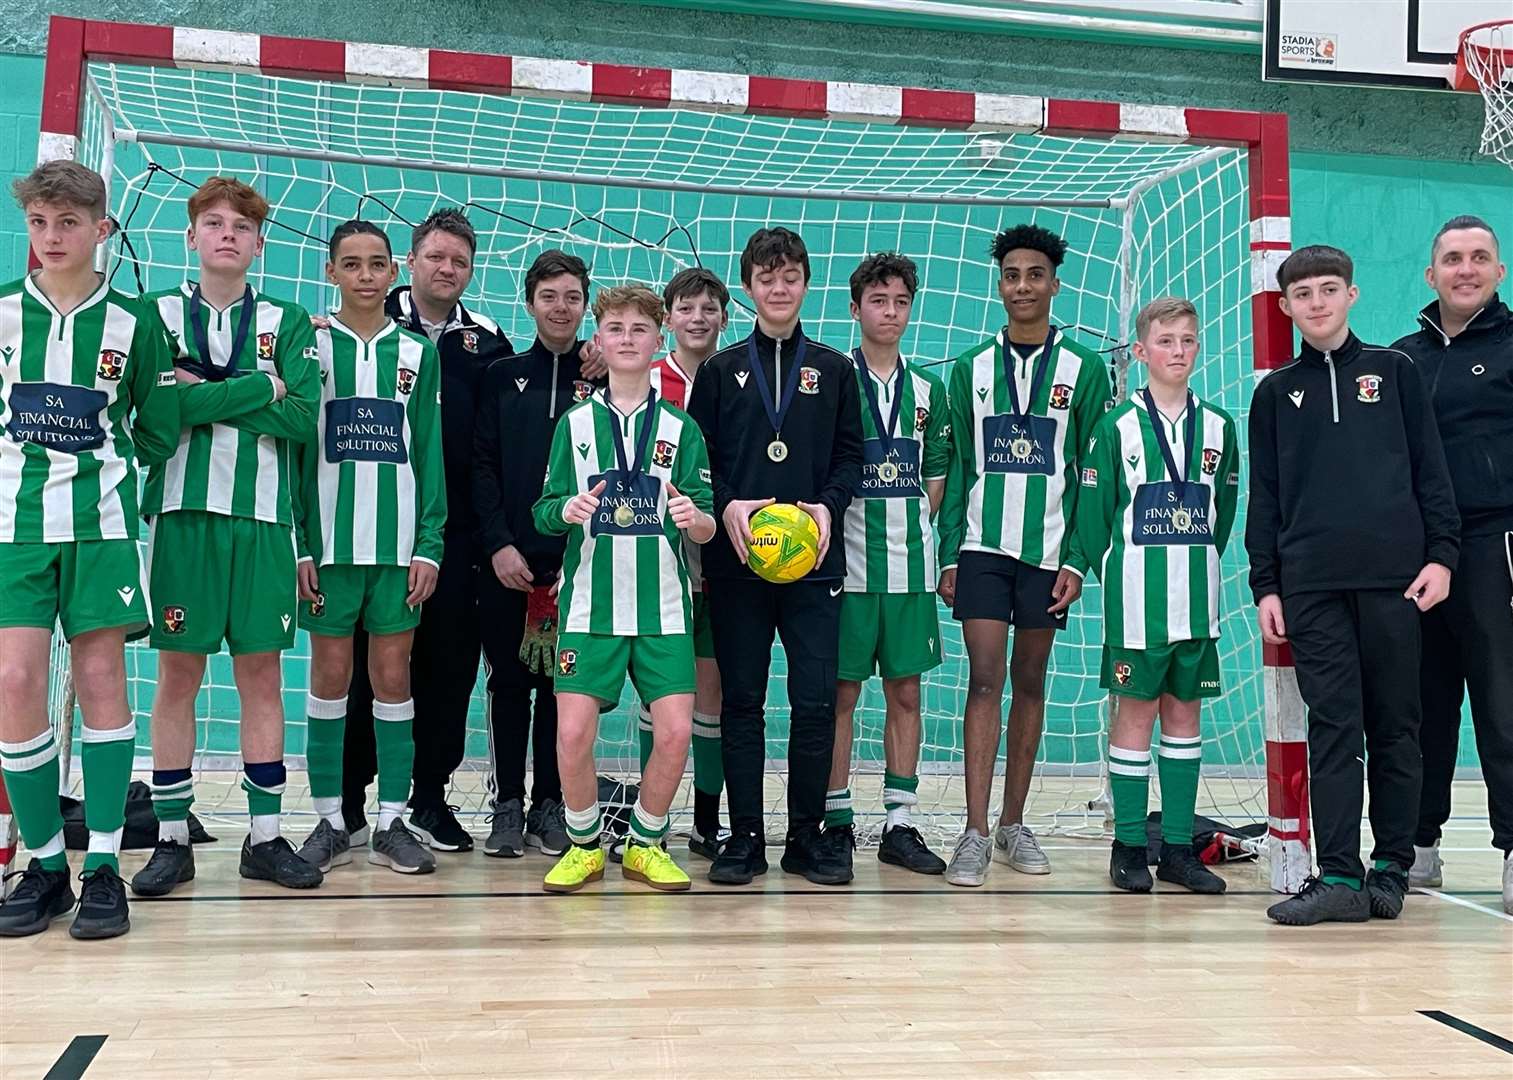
[1266, 877, 1370, 925]
[367, 819, 437, 875]
[484, 798, 525, 858]
[1409, 841, 1442, 888]
[945, 829, 993, 887]
[994, 822, 1051, 875]
[526, 798, 569, 856]
[297, 820, 352, 873]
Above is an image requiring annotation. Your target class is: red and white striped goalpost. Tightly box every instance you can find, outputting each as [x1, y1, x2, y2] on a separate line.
[20, 15, 1311, 892]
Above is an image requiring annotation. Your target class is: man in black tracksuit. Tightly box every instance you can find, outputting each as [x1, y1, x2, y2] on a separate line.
[1247, 245, 1460, 926]
[1391, 215, 1513, 910]
[472, 249, 604, 859]
[687, 227, 864, 887]
[342, 211, 513, 853]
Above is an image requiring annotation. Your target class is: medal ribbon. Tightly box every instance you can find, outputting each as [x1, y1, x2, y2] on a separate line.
[1140, 388, 1197, 489]
[747, 331, 807, 441]
[188, 284, 255, 383]
[607, 387, 658, 482]
[1000, 326, 1058, 419]
[853, 349, 905, 460]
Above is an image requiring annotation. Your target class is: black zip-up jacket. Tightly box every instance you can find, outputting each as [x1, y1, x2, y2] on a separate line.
[1246, 331, 1460, 600]
[687, 322, 864, 582]
[1392, 294, 1513, 537]
[473, 336, 602, 578]
[386, 287, 512, 556]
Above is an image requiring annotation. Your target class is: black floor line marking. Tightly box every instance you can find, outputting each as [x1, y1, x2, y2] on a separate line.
[1419, 1011, 1513, 1055]
[43, 1035, 108, 1080]
[136, 886, 1284, 902]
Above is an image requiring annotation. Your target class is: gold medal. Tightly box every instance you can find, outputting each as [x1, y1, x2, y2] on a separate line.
[613, 504, 635, 528]
[768, 439, 788, 463]
[1171, 507, 1192, 533]
[1011, 436, 1033, 462]
[877, 460, 899, 483]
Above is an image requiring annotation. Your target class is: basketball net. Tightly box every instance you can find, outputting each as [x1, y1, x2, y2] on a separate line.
[1456, 20, 1513, 168]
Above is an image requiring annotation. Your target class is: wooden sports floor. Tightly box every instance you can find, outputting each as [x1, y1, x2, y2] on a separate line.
[2, 782, 1508, 1080]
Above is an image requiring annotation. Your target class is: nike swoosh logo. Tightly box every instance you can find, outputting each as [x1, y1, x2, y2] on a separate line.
[117, 586, 135, 605]
[829, 585, 843, 598]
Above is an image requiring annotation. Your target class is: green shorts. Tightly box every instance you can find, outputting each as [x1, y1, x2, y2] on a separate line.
[300, 564, 420, 637]
[555, 631, 695, 706]
[1100, 639, 1221, 701]
[0, 539, 148, 641]
[838, 591, 942, 682]
[692, 590, 715, 661]
[148, 510, 297, 654]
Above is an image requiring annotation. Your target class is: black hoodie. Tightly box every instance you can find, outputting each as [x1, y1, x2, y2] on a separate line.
[1392, 294, 1513, 537]
[472, 337, 602, 578]
[1246, 331, 1460, 600]
[687, 321, 863, 583]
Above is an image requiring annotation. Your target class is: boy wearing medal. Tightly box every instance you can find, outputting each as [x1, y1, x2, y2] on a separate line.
[135, 176, 322, 895]
[686, 227, 864, 886]
[827, 253, 951, 874]
[1077, 297, 1238, 894]
[532, 284, 716, 893]
[937, 224, 1112, 887]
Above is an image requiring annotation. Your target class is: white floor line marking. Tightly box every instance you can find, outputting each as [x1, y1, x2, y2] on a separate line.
[1419, 887, 1513, 922]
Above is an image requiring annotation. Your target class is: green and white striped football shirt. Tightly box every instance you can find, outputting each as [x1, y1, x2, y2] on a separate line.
[533, 389, 714, 637]
[0, 273, 179, 544]
[296, 318, 446, 568]
[938, 329, 1111, 573]
[1077, 393, 1240, 648]
[842, 355, 951, 593]
[141, 283, 320, 526]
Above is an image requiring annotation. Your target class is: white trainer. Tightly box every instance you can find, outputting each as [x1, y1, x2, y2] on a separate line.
[993, 823, 1051, 875]
[1409, 841, 1443, 888]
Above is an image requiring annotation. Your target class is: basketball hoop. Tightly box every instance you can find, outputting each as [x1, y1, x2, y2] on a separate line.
[1455, 20, 1513, 167]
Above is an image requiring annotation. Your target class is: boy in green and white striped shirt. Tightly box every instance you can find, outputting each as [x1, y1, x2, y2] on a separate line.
[1077, 296, 1238, 895]
[132, 177, 322, 899]
[826, 253, 951, 875]
[0, 161, 179, 940]
[937, 224, 1111, 887]
[533, 284, 716, 894]
[294, 220, 446, 879]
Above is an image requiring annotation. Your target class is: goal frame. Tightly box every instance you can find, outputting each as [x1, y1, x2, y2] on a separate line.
[25, 14, 1309, 892]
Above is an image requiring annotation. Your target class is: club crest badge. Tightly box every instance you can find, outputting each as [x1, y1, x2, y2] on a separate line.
[1201, 448, 1221, 475]
[1113, 661, 1132, 686]
[257, 332, 276, 361]
[396, 368, 416, 396]
[914, 406, 930, 433]
[461, 329, 479, 353]
[309, 592, 326, 618]
[1048, 383, 1073, 410]
[1356, 374, 1382, 403]
[652, 439, 676, 468]
[797, 367, 821, 394]
[97, 349, 126, 381]
[558, 648, 578, 677]
[161, 605, 186, 634]
[573, 380, 594, 402]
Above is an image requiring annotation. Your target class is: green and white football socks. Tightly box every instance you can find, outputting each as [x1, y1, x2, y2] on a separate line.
[372, 697, 415, 831]
[0, 729, 68, 872]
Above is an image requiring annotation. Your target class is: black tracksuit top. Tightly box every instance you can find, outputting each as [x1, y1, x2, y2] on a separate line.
[386, 288, 513, 555]
[687, 322, 864, 583]
[472, 336, 602, 579]
[1392, 294, 1513, 537]
[1246, 331, 1460, 600]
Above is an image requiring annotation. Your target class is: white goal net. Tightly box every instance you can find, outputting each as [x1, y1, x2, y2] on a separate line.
[46, 51, 1268, 844]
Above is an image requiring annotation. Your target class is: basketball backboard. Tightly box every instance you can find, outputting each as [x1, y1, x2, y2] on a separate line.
[1264, 0, 1513, 89]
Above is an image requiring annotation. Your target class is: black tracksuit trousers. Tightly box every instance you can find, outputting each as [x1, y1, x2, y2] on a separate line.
[709, 576, 841, 838]
[476, 570, 561, 807]
[1417, 530, 1513, 854]
[1282, 588, 1423, 880]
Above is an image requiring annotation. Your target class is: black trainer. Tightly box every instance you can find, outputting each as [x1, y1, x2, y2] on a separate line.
[781, 825, 853, 886]
[130, 839, 196, 897]
[70, 865, 130, 940]
[1366, 865, 1409, 919]
[0, 859, 75, 937]
[409, 802, 474, 853]
[687, 824, 729, 861]
[708, 829, 768, 885]
[1109, 840, 1153, 893]
[878, 824, 947, 875]
[1156, 843, 1227, 895]
[1266, 876, 1371, 925]
[239, 836, 323, 889]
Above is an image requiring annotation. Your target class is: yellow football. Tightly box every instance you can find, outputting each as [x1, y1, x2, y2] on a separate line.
[746, 503, 821, 584]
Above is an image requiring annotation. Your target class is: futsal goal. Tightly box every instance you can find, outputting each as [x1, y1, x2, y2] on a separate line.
[6, 15, 1308, 890]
